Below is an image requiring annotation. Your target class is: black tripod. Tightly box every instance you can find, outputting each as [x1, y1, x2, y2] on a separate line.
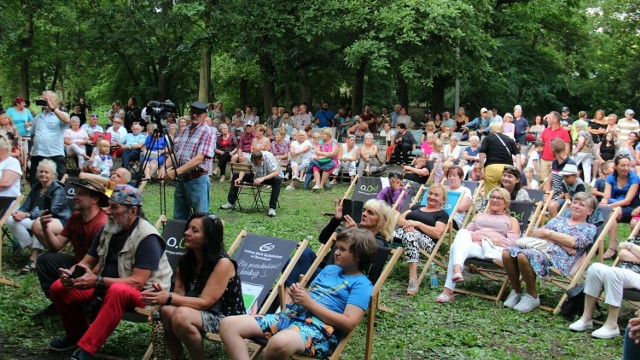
[135, 114, 193, 219]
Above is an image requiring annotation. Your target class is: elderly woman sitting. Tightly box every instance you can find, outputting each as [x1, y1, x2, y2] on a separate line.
[569, 236, 640, 339]
[395, 183, 449, 295]
[6, 159, 70, 273]
[64, 116, 90, 168]
[435, 187, 520, 303]
[502, 192, 598, 313]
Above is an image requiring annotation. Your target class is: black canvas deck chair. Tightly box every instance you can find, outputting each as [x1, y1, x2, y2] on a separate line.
[205, 232, 309, 351]
[338, 175, 384, 223]
[246, 234, 403, 360]
[0, 195, 24, 287]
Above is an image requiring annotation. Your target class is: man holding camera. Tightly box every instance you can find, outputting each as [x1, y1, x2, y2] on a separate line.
[48, 186, 172, 359]
[166, 101, 215, 220]
[30, 90, 70, 185]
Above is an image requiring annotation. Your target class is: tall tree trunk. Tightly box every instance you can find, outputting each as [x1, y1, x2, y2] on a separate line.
[157, 55, 170, 101]
[396, 72, 409, 109]
[432, 76, 446, 115]
[259, 53, 276, 117]
[240, 79, 248, 108]
[298, 68, 312, 106]
[198, 44, 211, 103]
[20, 7, 33, 98]
[351, 59, 366, 115]
[50, 62, 60, 92]
[285, 85, 294, 108]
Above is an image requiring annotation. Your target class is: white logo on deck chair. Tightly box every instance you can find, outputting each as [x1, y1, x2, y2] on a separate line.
[259, 243, 275, 252]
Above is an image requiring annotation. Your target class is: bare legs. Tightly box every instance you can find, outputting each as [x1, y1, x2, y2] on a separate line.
[160, 306, 206, 360]
[502, 250, 538, 297]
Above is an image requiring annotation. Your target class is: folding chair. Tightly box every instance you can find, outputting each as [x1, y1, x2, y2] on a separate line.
[63, 177, 80, 211]
[453, 200, 540, 303]
[246, 234, 403, 360]
[0, 195, 24, 287]
[338, 175, 385, 223]
[461, 180, 484, 227]
[230, 163, 265, 211]
[205, 232, 309, 352]
[610, 221, 640, 308]
[525, 188, 553, 229]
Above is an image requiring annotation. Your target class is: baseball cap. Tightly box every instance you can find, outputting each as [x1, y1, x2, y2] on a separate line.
[559, 164, 578, 176]
[90, 114, 99, 118]
[626, 109, 635, 116]
[562, 106, 570, 113]
[189, 101, 207, 114]
[110, 185, 143, 206]
[480, 107, 488, 113]
[71, 179, 110, 207]
[245, 120, 255, 126]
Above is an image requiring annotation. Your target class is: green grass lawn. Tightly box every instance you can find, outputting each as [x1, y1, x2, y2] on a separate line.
[0, 180, 635, 359]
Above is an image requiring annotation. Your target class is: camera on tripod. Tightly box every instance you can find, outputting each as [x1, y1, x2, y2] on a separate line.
[145, 100, 176, 124]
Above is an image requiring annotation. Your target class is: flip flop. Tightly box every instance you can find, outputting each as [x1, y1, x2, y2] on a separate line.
[407, 280, 418, 295]
[435, 293, 455, 303]
[452, 273, 465, 282]
[603, 249, 617, 260]
[21, 260, 36, 274]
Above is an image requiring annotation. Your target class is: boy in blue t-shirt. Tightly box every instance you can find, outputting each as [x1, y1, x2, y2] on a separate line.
[591, 160, 614, 202]
[220, 228, 377, 359]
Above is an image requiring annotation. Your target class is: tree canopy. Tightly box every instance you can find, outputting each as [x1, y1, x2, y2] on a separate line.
[0, 0, 637, 116]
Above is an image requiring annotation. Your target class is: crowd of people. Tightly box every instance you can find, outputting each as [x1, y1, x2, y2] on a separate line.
[2, 92, 640, 359]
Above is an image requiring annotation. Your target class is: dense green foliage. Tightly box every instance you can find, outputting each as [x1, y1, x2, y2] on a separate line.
[0, 0, 637, 117]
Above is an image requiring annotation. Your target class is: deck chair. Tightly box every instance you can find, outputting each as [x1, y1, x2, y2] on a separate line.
[0, 195, 25, 287]
[63, 177, 81, 210]
[397, 182, 426, 214]
[339, 175, 385, 223]
[525, 188, 553, 229]
[540, 206, 620, 314]
[230, 163, 265, 211]
[453, 200, 541, 303]
[247, 234, 403, 360]
[610, 221, 640, 308]
[205, 232, 309, 350]
[461, 180, 484, 227]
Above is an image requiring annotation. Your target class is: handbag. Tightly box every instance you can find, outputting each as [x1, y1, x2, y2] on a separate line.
[481, 237, 504, 260]
[515, 237, 548, 251]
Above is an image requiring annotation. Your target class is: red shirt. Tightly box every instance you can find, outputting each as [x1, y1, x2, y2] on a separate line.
[60, 210, 107, 262]
[540, 126, 570, 160]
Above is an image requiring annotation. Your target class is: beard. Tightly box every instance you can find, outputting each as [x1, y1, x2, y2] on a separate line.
[104, 218, 124, 234]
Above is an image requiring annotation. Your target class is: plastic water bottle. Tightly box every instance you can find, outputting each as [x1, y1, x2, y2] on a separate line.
[429, 262, 438, 288]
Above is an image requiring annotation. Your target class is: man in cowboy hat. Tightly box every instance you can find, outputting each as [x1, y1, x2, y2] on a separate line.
[33, 179, 109, 314]
[48, 185, 172, 359]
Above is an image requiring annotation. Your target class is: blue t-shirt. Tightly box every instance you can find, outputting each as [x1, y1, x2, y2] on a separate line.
[593, 177, 606, 202]
[5, 107, 33, 136]
[315, 110, 335, 128]
[31, 111, 69, 157]
[308, 265, 372, 313]
[606, 172, 640, 206]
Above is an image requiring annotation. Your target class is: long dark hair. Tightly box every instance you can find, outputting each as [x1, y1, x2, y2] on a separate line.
[501, 166, 522, 200]
[178, 213, 225, 294]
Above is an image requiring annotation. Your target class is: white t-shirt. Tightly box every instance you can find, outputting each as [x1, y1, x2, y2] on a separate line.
[341, 143, 359, 160]
[379, 129, 395, 142]
[291, 140, 313, 163]
[526, 151, 540, 175]
[107, 127, 128, 145]
[444, 144, 462, 161]
[0, 156, 22, 197]
[64, 128, 89, 144]
[528, 179, 539, 190]
[93, 154, 114, 178]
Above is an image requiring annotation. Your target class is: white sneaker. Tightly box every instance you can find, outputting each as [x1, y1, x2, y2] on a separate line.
[220, 202, 234, 210]
[312, 185, 321, 191]
[513, 293, 540, 313]
[591, 326, 620, 339]
[285, 185, 295, 191]
[569, 319, 594, 332]
[291, 176, 299, 181]
[268, 208, 277, 217]
[503, 290, 522, 309]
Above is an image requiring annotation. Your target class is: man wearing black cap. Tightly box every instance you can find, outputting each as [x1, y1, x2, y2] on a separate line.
[32, 179, 108, 314]
[165, 101, 215, 220]
[560, 106, 573, 132]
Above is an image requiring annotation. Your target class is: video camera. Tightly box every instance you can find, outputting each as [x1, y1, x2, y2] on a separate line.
[144, 100, 176, 124]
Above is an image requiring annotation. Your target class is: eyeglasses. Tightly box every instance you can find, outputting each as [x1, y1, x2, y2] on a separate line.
[490, 195, 504, 201]
[206, 214, 220, 222]
[616, 153, 631, 160]
[114, 121, 123, 124]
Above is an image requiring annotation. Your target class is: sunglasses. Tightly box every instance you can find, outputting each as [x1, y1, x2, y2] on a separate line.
[616, 154, 631, 160]
[207, 214, 220, 222]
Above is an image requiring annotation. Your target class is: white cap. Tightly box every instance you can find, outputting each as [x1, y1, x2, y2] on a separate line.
[626, 109, 635, 116]
[480, 107, 488, 113]
[559, 164, 578, 176]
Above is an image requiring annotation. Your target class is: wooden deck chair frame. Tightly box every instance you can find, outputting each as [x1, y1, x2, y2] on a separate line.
[230, 163, 266, 211]
[539, 206, 620, 314]
[453, 200, 542, 303]
[610, 221, 640, 308]
[248, 234, 403, 360]
[460, 180, 484, 228]
[424, 159, 440, 186]
[205, 231, 309, 355]
[0, 195, 25, 287]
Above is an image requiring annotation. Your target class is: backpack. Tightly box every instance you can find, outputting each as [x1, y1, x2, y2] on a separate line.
[560, 284, 600, 319]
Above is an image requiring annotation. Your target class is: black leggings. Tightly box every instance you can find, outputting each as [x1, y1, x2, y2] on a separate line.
[216, 152, 232, 176]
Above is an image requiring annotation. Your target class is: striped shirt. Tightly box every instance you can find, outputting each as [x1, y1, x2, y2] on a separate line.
[174, 122, 215, 172]
[617, 118, 640, 142]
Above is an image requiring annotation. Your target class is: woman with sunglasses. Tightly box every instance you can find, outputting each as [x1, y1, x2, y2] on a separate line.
[142, 213, 244, 359]
[502, 192, 597, 313]
[436, 187, 520, 303]
[395, 183, 450, 295]
[600, 153, 640, 259]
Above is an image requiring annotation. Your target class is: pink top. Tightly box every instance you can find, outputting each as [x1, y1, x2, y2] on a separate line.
[421, 143, 433, 156]
[465, 213, 519, 247]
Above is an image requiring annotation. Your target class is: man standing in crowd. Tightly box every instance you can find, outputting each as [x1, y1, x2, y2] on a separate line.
[166, 101, 215, 220]
[539, 111, 570, 181]
[393, 123, 417, 165]
[315, 101, 334, 128]
[560, 106, 573, 132]
[47, 186, 172, 359]
[118, 123, 146, 169]
[33, 179, 109, 315]
[30, 90, 70, 185]
[492, 107, 503, 123]
[220, 150, 283, 217]
[391, 103, 402, 127]
[70, 104, 87, 126]
[513, 105, 529, 146]
[617, 109, 639, 142]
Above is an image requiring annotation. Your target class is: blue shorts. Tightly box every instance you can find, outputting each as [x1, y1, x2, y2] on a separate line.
[254, 304, 339, 358]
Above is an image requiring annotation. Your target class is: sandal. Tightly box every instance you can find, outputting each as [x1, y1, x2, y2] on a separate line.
[603, 249, 617, 260]
[452, 273, 464, 282]
[407, 280, 418, 295]
[435, 293, 455, 303]
[21, 260, 36, 274]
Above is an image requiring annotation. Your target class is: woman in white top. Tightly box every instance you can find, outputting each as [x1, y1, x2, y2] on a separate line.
[503, 113, 515, 139]
[0, 134, 22, 197]
[286, 130, 313, 190]
[443, 135, 462, 164]
[64, 117, 90, 168]
[396, 108, 412, 129]
[331, 134, 359, 183]
[379, 121, 396, 163]
[357, 133, 384, 176]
